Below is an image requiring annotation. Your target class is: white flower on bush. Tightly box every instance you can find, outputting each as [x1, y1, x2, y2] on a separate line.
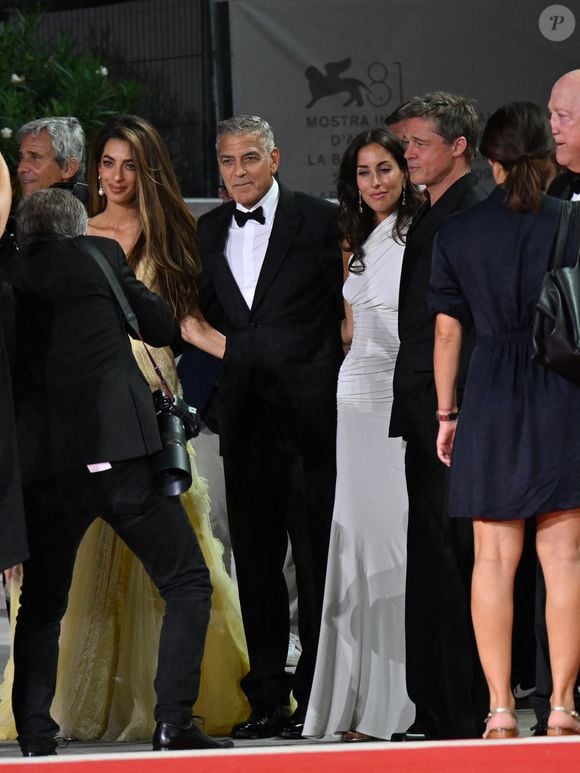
[1, 127, 12, 139]
[10, 73, 25, 84]
[95, 65, 108, 77]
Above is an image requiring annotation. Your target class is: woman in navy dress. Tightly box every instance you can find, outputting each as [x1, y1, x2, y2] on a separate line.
[429, 103, 580, 738]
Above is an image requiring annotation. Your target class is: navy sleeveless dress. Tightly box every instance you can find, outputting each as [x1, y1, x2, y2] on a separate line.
[428, 189, 580, 521]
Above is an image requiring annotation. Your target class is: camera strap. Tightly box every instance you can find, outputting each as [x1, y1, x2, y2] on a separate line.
[76, 237, 176, 402]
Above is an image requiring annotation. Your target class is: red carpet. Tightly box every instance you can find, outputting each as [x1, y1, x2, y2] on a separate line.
[0, 738, 578, 772]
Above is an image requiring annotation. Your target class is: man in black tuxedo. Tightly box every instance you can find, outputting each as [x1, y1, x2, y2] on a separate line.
[196, 115, 343, 739]
[527, 69, 580, 734]
[548, 69, 580, 203]
[389, 92, 488, 740]
[5, 189, 231, 756]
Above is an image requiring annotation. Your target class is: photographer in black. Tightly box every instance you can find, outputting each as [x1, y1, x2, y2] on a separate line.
[0, 149, 27, 573]
[4, 188, 232, 756]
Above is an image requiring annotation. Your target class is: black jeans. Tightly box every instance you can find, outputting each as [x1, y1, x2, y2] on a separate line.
[12, 457, 211, 752]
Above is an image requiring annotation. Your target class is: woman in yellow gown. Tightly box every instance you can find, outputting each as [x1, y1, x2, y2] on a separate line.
[0, 115, 249, 742]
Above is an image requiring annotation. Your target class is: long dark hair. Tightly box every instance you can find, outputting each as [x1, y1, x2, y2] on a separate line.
[479, 102, 555, 213]
[88, 115, 201, 319]
[337, 128, 422, 272]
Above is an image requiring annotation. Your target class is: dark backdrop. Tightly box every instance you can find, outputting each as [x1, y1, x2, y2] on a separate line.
[1, 0, 232, 197]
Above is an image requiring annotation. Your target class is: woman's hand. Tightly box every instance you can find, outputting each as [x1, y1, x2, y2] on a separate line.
[434, 312, 462, 467]
[180, 313, 226, 360]
[436, 421, 457, 467]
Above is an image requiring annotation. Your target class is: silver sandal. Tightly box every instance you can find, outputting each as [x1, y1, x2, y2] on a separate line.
[547, 706, 580, 736]
[483, 707, 519, 739]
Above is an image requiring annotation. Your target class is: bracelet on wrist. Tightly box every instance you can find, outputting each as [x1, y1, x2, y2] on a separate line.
[436, 409, 460, 422]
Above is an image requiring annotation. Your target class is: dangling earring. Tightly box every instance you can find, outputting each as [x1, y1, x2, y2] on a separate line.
[358, 190, 363, 213]
[98, 175, 104, 197]
[401, 183, 407, 207]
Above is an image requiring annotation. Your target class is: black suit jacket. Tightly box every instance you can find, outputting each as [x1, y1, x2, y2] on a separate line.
[547, 171, 575, 201]
[5, 235, 177, 484]
[197, 185, 343, 456]
[0, 279, 28, 568]
[390, 171, 487, 437]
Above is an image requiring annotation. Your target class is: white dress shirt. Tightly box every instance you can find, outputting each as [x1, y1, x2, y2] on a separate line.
[225, 178, 279, 308]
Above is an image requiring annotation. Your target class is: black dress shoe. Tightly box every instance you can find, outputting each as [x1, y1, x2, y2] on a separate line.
[152, 720, 234, 751]
[21, 748, 57, 757]
[279, 708, 306, 740]
[231, 705, 290, 739]
[390, 730, 429, 742]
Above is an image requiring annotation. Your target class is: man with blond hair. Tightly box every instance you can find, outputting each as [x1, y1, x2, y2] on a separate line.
[390, 91, 488, 741]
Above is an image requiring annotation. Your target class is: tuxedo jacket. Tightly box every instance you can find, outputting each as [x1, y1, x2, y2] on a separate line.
[390, 171, 487, 438]
[5, 235, 177, 485]
[197, 185, 343, 456]
[547, 171, 575, 201]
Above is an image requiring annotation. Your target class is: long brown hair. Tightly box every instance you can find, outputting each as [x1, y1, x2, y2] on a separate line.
[88, 115, 201, 319]
[479, 102, 555, 213]
[337, 128, 422, 272]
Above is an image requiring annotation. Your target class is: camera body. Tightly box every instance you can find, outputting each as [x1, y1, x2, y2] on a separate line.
[153, 389, 201, 440]
[150, 389, 200, 496]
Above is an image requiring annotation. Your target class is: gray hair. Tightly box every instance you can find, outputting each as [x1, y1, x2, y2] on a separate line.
[16, 188, 88, 244]
[216, 115, 275, 154]
[401, 91, 479, 163]
[16, 116, 85, 178]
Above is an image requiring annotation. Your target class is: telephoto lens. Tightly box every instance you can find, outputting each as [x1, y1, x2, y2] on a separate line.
[150, 411, 192, 496]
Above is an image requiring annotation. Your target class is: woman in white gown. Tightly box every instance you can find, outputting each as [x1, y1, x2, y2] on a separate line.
[303, 128, 422, 741]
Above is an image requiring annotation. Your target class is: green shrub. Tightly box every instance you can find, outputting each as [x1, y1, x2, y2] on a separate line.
[0, 9, 141, 175]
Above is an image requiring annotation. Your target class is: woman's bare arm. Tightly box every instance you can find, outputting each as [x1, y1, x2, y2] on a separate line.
[0, 153, 12, 236]
[180, 312, 226, 360]
[433, 312, 463, 466]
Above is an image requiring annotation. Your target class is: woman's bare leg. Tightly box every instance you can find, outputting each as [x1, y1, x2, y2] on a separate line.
[536, 509, 580, 733]
[471, 518, 525, 734]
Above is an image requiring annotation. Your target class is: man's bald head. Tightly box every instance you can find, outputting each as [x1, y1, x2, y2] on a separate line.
[548, 69, 580, 172]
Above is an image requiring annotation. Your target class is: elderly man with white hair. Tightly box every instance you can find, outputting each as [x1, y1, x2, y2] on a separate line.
[527, 69, 580, 737]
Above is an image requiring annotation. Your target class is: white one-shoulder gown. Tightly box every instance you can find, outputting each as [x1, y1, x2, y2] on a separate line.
[304, 214, 415, 740]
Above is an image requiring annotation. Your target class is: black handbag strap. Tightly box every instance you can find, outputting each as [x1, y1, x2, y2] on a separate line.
[76, 237, 175, 400]
[549, 200, 576, 271]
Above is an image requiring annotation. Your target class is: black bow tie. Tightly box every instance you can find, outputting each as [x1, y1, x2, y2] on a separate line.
[566, 170, 580, 195]
[233, 206, 265, 227]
